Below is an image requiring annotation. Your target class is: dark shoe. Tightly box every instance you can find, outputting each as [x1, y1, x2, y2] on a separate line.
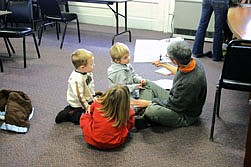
[55, 108, 70, 123]
[212, 57, 223, 61]
[212, 57, 224, 61]
[204, 51, 213, 58]
[134, 115, 151, 129]
[193, 53, 204, 58]
[193, 51, 212, 58]
[67, 107, 85, 125]
[55, 105, 83, 124]
[69, 108, 84, 125]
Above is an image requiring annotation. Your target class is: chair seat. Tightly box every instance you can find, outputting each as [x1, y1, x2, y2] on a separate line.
[210, 39, 251, 141]
[0, 27, 33, 38]
[0, 0, 41, 69]
[38, 0, 81, 49]
[221, 79, 251, 92]
[46, 12, 77, 22]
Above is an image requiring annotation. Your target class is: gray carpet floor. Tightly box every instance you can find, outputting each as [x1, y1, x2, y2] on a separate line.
[0, 23, 250, 167]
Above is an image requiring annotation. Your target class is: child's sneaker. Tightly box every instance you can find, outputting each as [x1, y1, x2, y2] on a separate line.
[134, 115, 150, 129]
[55, 108, 70, 123]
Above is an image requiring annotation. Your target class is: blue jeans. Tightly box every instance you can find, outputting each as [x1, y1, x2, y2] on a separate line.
[192, 0, 228, 60]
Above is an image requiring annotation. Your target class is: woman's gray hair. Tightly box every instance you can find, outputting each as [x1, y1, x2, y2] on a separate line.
[167, 41, 192, 65]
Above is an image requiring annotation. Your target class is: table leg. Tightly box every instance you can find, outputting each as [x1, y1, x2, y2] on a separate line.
[244, 108, 251, 167]
[65, 1, 132, 45]
[110, 1, 131, 44]
[0, 58, 3, 72]
[249, 92, 251, 103]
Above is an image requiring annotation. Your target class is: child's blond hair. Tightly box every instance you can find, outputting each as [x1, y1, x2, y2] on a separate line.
[71, 49, 93, 69]
[109, 42, 130, 62]
[98, 84, 131, 128]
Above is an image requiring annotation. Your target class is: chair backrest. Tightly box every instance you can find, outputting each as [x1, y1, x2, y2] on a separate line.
[6, 0, 33, 25]
[0, 0, 7, 10]
[221, 39, 251, 85]
[37, 0, 62, 19]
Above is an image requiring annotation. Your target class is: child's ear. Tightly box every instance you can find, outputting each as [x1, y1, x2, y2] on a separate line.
[114, 59, 120, 63]
[79, 65, 86, 69]
[172, 59, 178, 65]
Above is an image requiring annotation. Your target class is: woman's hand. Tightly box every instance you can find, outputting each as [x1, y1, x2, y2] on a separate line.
[152, 60, 163, 67]
[131, 99, 152, 108]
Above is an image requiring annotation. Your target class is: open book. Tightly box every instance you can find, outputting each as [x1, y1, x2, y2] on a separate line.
[155, 67, 172, 76]
[152, 79, 173, 90]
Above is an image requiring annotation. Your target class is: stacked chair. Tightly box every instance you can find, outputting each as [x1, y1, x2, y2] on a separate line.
[0, 0, 7, 72]
[0, 0, 40, 70]
[38, 0, 81, 49]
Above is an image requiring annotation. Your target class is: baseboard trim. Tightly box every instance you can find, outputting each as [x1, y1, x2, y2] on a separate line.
[172, 34, 213, 42]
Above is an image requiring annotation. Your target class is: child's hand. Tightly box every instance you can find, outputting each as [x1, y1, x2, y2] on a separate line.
[138, 80, 146, 89]
[140, 79, 146, 86]
[138, 84, 145, 90]
[85, 105, 91, 114]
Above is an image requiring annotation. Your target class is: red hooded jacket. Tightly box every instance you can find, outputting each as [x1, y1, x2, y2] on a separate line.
[80, 101, 135, 149]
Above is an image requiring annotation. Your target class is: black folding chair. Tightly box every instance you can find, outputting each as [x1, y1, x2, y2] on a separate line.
[210, 39, 251, 141]
[37, 0, 81, 49]
[0, 0, 40, 68]
[0, 0, 6, 72]
[0, 58, 3, 72]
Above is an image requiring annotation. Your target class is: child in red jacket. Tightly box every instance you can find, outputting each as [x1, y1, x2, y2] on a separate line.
[80, 84, 135, 149]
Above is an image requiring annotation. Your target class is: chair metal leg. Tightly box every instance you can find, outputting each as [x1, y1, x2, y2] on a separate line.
[128, 30, 132, 42]
[57, 22, 61, 33]
[0, 58, 3, 72]
[3, 37, 12, 57]
[216, 87, 222, 117]
[32, 33, 40, 59]
[38, 23, 45, 45]
[76, 18, 81, 43]
[6, 38, 15, 54]
[37, 26, 41, 39]
[56, 21, 60, 40]
[60, 22, 68, 49]
[210, 85, 221, 141]
[23, 37, 26, 68]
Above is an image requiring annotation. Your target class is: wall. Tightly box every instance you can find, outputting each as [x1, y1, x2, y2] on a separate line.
[68, 0, 213, 37]
[173, 0, 214, 39]
[68, 0, 174, 33]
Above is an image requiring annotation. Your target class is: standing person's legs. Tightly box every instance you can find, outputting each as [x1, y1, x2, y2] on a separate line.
[223, 21, 233, 43]
[144, 103, 197, 127]
[192, 0, 213, 56]
[211, 0, 228, 61]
